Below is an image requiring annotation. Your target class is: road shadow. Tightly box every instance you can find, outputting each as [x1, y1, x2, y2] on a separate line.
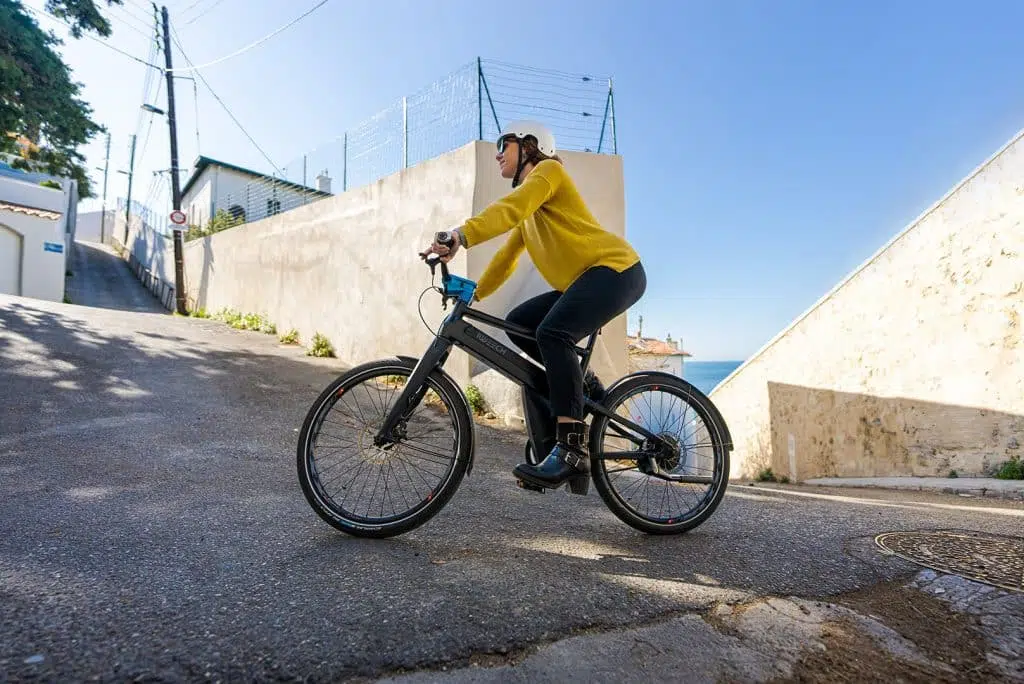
[66, 240, 169, 314]
[2, 297, 1018, 681]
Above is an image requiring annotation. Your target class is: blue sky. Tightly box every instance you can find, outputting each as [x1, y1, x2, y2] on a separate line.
[24, 0, 1024, 361]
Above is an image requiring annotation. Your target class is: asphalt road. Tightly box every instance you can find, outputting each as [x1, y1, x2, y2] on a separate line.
[1, 245, 1021, 682]
[65, 240, 167, 313]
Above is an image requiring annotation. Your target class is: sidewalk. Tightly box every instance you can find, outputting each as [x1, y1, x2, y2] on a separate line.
[802, 476, 1024, 501]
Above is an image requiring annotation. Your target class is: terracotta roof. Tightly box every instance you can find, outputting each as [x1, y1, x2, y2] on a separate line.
[628, 336, 691, 357]
[0, 200, 61, 220]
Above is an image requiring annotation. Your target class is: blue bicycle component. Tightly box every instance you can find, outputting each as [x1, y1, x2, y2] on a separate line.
[443, 273, 477, 303]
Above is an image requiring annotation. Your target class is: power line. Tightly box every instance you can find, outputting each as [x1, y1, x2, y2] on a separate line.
[23, 5, 163, 69]
[166, 0, 330, 73]
[169, 22, 281, 175]
[181, 0, 227, 26]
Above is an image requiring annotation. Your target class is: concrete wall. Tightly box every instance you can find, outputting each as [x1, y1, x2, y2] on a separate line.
[711, 128, 1024, 481]
[0, 176, 70, 302]
[116, 141, 632, 422]
[177, 142, 479, 386]
[75, 209, 116, 244]
[111, 208, 177, 310]
[465, 145, 630, 422]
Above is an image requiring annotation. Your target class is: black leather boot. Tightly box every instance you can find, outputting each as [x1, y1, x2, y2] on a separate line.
[513, 420, 590, 495]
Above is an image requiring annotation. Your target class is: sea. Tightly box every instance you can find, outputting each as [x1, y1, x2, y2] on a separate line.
[683, 360, 743, 396]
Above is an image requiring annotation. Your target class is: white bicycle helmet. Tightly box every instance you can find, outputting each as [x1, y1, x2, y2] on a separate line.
[497, 120, 556, 186]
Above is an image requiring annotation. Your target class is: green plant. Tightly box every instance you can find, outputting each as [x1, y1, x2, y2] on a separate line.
[307, 332, 335, 358]
[948, 469, 958, 478]
[755, 467, 789, 484]
[466, 384, 486, 415]
[279, 329, 299, 345]
[183, 208, 245, 242]
[39, 179, 62, 190]
[994, 457, 1023, 480]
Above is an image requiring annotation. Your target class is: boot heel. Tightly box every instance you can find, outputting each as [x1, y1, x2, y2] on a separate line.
[567, 473, 590, 496]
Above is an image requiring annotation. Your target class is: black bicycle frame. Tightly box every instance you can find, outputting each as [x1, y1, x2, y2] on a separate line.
[373, 284, 667, 461]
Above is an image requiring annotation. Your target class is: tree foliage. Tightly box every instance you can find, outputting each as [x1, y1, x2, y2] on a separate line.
[0, 0, 124, 199]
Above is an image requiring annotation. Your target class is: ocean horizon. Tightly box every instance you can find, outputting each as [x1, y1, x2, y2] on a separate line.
[683, 360, 744, 396]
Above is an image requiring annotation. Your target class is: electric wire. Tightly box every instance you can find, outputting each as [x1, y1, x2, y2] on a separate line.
[168, 22, 281, 174]
[165, 0, 330, 73]
[180, 0, 227, 26]
[22, 5, 163, 69]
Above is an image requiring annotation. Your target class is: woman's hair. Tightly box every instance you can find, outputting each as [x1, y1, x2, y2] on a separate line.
[520, 136, 563, 165]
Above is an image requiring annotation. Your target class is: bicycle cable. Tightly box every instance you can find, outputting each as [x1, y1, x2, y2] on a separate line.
[417, 286, 443, 338]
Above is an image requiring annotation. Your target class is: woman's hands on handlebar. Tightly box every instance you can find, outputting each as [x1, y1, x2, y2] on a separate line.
[420, 228, 463, 263]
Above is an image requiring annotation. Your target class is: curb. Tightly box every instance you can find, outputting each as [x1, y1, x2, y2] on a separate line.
[799, 478, 1024, 502]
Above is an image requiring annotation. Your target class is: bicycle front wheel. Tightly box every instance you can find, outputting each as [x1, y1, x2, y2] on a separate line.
[296, 357, 473, 538]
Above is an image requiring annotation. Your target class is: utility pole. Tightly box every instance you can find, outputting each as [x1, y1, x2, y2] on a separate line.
[99, 132, 110, 244]
[161, 5, 187, 315]
[123, 133, 136, 244]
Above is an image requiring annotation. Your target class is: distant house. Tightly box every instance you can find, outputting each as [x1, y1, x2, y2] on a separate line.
[180, 156, 333, 230]
[0, 173, 78, 302]
[627, 316, 691, 376]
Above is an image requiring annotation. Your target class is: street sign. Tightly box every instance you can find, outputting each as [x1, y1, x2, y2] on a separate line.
[170, 210, 186, 225]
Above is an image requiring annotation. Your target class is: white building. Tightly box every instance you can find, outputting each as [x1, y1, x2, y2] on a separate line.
[180, 156, 333, 230]
[0, 172, 78, 302]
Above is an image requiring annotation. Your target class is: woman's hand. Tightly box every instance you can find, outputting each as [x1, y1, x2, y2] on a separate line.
[421, 228, 462, 263]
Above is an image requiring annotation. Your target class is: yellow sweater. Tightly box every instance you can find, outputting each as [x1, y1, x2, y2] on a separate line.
[459, 159, 640, 300]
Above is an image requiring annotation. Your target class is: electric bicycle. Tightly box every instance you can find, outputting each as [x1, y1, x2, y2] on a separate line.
[296, 235, 733, 538]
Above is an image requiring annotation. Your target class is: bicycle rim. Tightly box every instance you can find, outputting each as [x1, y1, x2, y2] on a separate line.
[297, 360, 471, 537]
[590, 376, 729, 534]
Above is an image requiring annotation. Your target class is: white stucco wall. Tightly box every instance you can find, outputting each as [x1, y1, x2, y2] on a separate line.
[710, 127, 1024, 481]
[177, 142, 479, 386]
[0, 177, 69, 302]
[114, 142, 631, 423]
[75, 209, 115, 244]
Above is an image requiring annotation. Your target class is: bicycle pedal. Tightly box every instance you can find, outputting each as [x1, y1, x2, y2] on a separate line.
[516, 480, 546, 494]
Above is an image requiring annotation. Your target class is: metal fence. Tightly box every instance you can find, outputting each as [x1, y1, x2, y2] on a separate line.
[126, 57, 617, 236]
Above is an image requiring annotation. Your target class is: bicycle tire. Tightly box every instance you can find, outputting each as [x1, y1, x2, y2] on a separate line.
[588, 373, 730, 535]
[296, 357, 474, 538]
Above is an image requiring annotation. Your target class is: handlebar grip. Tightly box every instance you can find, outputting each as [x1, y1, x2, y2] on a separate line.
[435, 230, 456, 248]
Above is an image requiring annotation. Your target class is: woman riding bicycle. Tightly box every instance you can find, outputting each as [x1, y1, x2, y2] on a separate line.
[422, 120, 646, 493]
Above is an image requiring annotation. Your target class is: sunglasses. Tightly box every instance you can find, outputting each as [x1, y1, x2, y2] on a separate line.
[497, 135, 519, 154]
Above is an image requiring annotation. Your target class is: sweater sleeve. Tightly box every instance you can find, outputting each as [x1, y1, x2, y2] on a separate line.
[474, 224, 526, 300]
[460, 161, 562, 247]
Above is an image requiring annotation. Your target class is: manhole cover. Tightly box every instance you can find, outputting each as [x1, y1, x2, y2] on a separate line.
[876, 530, 1024, 593]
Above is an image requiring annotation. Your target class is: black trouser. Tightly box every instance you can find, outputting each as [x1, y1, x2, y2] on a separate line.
[506, 261, 647, 438]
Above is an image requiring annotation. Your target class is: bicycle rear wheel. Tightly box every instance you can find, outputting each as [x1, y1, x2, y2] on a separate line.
[296, 357, 473, 538]
[588, 373, 730, 535]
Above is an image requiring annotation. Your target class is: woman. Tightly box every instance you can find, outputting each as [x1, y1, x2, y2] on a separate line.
[422, 120, 646, 493]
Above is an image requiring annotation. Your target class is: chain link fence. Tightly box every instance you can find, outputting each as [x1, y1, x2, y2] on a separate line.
[124, 58, 617, 238]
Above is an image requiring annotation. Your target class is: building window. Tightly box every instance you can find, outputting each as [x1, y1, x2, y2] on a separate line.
[267, 198, 281, 216]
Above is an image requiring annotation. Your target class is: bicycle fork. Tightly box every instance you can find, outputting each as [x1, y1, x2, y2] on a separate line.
[374, 335, 454, 447]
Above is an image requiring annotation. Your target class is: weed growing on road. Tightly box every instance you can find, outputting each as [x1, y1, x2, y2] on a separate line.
[466, 384, 486, 415]
[307, 332, 335, 357]
[756, 467, 790, 484]
[279, 329, 299, 345]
